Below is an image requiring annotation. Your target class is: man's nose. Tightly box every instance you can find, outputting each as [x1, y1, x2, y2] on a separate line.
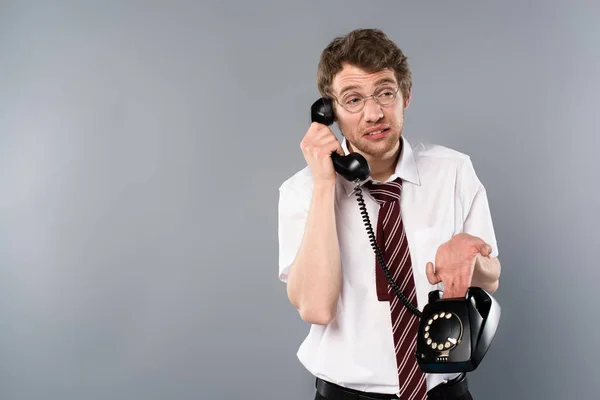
[363, 98, 383, 122]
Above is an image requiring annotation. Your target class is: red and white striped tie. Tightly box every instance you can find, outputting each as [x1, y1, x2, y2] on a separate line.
[364, 177, 427, 400]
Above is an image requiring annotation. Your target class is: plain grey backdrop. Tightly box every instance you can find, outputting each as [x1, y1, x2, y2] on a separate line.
[1, 1, 598, 399]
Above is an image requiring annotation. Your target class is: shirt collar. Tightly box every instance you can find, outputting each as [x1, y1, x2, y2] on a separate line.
[339, 135, 421, 197]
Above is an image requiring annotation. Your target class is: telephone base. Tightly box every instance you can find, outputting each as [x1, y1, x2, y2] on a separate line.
[415, 287, 501, 374]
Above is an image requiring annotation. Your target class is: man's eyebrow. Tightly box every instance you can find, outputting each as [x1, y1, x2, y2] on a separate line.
[338, 84, 360, 96]
[374, 77, 397, 87]
[338, 77, 397, 96]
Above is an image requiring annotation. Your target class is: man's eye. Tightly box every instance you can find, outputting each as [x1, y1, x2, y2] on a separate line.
[345, 97, 361, 104]
[377, 89, 395, 97]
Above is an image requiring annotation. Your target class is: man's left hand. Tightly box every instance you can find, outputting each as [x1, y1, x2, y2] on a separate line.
[425, 233, 493, 299]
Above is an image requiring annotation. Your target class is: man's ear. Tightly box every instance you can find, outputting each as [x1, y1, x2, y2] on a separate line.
[404, 89, 412, 108]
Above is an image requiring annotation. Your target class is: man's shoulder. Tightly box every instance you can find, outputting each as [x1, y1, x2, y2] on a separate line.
[409, 139, 475, 172]
[278, 166, 314, 194]
[408, 139, 484, 192]
[410, 140, 471, 162]
[277, 167, 315, 213]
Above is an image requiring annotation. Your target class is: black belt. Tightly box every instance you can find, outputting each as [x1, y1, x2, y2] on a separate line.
[316, 373, 469, 400]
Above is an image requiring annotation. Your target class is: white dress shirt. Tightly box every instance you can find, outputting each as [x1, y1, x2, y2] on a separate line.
[277, 135, 499, 395]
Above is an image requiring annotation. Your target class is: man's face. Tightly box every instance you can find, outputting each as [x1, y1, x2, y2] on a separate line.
[331, 63, 410, 160]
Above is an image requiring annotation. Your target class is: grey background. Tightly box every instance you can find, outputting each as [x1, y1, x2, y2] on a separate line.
[1, 1, 598, 399]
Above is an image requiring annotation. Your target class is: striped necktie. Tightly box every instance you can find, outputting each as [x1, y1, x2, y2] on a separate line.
[364, 177, 427, 400]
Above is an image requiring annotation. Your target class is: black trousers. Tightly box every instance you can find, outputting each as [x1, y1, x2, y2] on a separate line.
[314, 374, 472, 400]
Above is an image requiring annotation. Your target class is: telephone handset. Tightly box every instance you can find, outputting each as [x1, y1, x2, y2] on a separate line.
[310, 98, 371, 182]
[310, 97, 501, 374]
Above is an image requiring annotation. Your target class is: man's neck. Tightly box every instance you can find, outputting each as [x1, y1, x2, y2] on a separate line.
[348, 139, 402, 182]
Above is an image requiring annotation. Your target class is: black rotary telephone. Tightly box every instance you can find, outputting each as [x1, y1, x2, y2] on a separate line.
[310, 97, 501, 374]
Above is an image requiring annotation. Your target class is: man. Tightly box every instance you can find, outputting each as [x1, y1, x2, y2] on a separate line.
[277, 29, 501, 400]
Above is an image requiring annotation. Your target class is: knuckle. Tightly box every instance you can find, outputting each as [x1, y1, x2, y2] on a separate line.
[311, 121, 324, 131]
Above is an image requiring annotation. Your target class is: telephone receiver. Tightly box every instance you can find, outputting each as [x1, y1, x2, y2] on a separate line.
[310, 98, 371, 182]
[309, 97, 501, 374]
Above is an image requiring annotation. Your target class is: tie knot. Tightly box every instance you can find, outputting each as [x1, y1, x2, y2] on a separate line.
[363, 177, 403, 204]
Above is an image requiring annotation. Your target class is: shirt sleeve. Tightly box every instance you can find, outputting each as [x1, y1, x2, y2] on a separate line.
[277, 182, 310, 283]
[460, 159, 499, 257]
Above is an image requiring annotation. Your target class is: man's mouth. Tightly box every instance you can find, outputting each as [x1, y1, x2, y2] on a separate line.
[366, 128, 389, 136]
[364, 127, 391, 139]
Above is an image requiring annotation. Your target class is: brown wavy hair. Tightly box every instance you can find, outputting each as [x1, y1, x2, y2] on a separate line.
[317, 29, 412, 103]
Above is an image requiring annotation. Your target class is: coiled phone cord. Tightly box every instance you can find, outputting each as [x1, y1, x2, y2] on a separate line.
[354, 185, 422, 319]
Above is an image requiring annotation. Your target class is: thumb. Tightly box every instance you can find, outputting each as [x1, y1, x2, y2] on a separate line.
[426, 262, 441, 285]
[479, 243, 493, 257]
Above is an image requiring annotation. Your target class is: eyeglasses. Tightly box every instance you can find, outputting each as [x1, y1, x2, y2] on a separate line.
[335, 85, 400, 113]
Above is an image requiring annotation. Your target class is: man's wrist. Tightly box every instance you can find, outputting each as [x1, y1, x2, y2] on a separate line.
[471, 254, 500, 291]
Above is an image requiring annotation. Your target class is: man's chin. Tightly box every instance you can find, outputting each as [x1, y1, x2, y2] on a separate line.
[354, 136, 400, 158]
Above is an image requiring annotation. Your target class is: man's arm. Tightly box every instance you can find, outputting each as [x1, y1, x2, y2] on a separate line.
[280, 180, 342, 326]
[279, 122, 346, 326]
[461, 156, 500, 293]
[425, 157, 501, 298]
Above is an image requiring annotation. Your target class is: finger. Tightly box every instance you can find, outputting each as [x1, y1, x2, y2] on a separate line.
[311, 121, 330, 132]
[325, 144, 344, 158]
[478, 243, 492, 257]
[466, 235, 491, 256]
[426, 262, 442, 285]
[320, 136, 345, 157]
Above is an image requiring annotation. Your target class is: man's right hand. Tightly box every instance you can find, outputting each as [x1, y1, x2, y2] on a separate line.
[300, 122, 345, 183]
